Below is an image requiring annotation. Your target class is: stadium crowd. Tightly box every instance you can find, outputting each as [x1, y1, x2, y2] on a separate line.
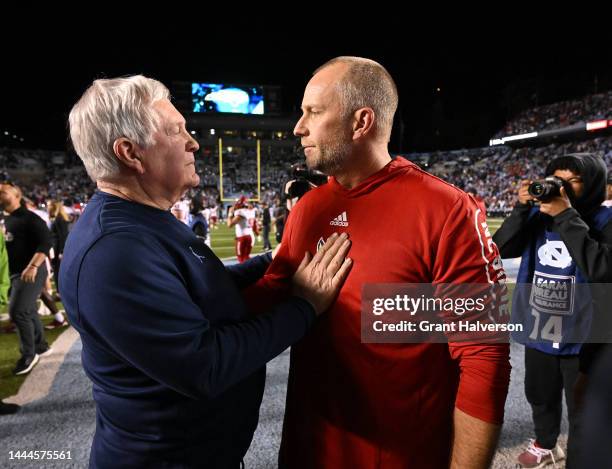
[495, 90, 612, 137]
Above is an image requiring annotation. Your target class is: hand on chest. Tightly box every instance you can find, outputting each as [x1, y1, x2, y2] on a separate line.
[291, 207, 433, 283]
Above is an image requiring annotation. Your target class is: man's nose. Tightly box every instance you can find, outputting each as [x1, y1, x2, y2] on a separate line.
[293, 116, 308, 137]
[186, 133, 199, 152]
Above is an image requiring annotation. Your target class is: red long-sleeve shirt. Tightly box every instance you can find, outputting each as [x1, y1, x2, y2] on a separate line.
[245, 157, 510, 468]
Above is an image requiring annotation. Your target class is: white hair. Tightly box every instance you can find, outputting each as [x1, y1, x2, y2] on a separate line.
[68, 75, 170, 181]
[314, 57, 398, 141]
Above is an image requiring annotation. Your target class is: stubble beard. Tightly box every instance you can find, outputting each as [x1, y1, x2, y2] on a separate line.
[307, 138, 352, 176]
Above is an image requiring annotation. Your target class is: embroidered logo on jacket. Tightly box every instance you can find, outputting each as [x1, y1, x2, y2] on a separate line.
[329, 211, 348, 227]
[189, 246, 206, 263]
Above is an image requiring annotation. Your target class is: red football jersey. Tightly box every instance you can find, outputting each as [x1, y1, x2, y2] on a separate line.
[245, 157, 510, 468]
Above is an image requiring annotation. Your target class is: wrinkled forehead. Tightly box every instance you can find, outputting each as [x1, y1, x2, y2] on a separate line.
[153, 99, 185, 125]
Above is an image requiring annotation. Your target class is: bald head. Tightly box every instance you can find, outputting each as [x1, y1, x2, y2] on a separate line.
[313, 56, 398, 141]
[0, 183, 23, 213]
[2, 184, 22, 199]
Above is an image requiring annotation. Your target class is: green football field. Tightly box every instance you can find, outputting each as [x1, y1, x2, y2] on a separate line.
[209, 224, 280, 260]
[210, 218, 504, 260]
[487, 218, 503, 236]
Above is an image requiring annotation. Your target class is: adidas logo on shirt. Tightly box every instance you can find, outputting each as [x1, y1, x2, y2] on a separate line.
[330, 211, 349, 227]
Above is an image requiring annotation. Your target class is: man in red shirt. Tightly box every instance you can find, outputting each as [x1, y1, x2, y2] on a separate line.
[246, 57, 510, 468]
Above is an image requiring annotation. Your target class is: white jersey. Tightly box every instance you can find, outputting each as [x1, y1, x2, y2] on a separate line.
[234, 208, 256, 237]
[171, 200, 190, 225]
[202, 208, 211, 223]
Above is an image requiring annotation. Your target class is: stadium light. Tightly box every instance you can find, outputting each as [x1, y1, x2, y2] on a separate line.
[586, 120, 608, 131]
[489, 132, 538, 146]
[503, 132, 538, 142]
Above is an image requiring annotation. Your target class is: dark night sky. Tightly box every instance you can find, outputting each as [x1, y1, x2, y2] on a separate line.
[1, 19, 610, 153]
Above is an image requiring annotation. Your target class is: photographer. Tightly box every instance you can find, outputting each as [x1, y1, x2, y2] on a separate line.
[282, 163, 327, 212]
[493, 153, 612, 468]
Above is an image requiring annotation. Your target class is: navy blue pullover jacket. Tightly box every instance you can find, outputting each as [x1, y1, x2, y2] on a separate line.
[60, 191, 315, 468]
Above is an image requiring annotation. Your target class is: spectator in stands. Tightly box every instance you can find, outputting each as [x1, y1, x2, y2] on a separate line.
[493, 153, 611, 468]
[0, 183, 53, 375]
[495, 91, 612, 138]
[63, 74, 351, 467]
[466, 187, 487, 216]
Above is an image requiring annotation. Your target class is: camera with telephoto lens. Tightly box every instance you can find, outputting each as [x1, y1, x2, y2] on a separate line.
[528, 176, 565, 202]
[284, 164, 328, 200]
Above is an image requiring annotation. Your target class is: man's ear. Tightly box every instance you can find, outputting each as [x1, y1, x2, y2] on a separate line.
[113, 138, 145, 174]
[352, 107, 375, 141]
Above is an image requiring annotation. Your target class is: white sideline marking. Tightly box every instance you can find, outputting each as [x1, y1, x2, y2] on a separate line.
[4, 327, 79, 406]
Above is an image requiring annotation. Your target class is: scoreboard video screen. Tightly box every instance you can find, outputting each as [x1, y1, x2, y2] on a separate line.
[192, 83, 264, 115]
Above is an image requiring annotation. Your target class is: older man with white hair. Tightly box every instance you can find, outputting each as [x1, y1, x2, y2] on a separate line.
[61, 75, 352, 468]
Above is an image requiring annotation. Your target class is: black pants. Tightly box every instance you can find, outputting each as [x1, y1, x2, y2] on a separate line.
[524, 346, 579, 466]
[262, 225, 271, 249]
[51, 257, 61, 293]
[9, 266, 48, 360]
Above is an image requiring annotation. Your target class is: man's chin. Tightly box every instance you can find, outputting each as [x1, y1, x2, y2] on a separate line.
[305, 155, 325, 173]
[304, 154, 316, 170]
[307, 159, 334, 176]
